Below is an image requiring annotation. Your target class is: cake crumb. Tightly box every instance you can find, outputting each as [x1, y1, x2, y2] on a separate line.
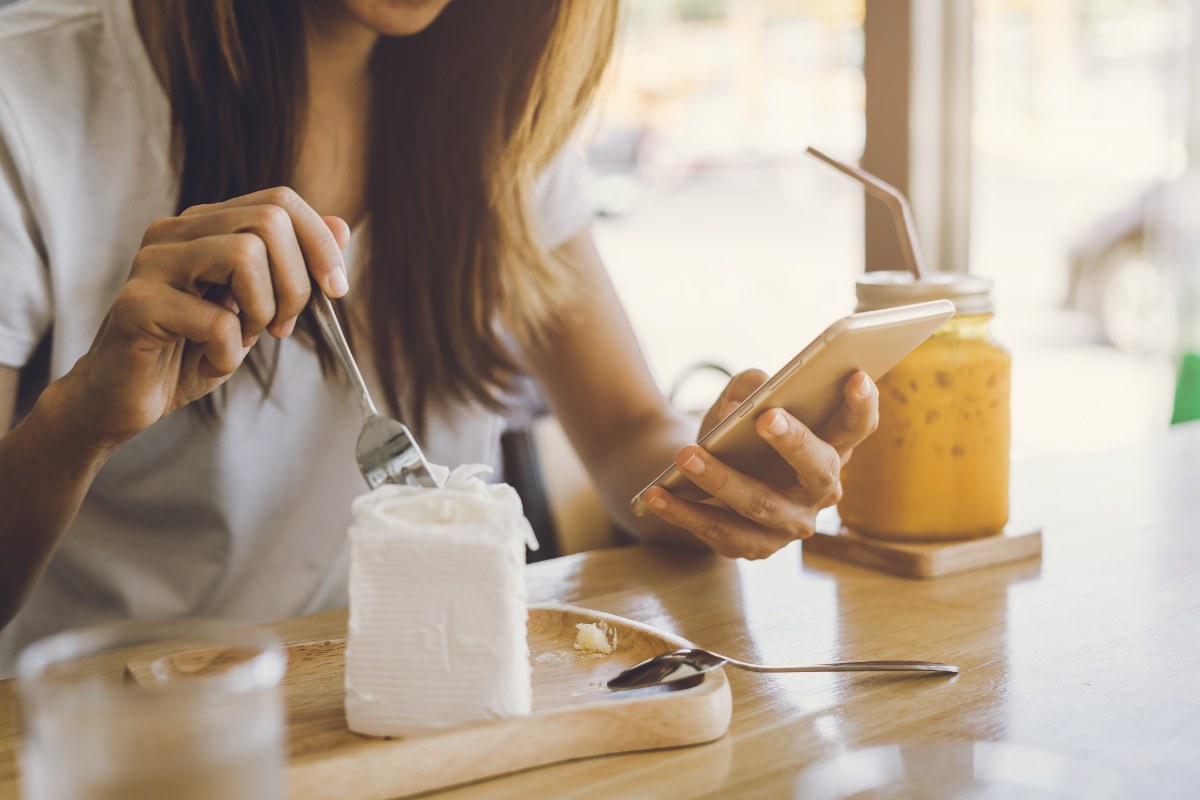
[573, 621, 618, 655]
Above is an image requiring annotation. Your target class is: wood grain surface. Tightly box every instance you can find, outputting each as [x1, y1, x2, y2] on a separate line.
[123, 606, 731, 800]
[2, 422, 1199, 798]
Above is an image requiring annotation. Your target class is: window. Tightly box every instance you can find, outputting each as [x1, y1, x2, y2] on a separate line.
[592, 0, 1194, 455]
[590, 0, 866, 410]
[972, 0, 1190, 455]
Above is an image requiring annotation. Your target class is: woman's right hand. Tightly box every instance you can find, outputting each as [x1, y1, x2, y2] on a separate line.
[63, 187, 351, 447]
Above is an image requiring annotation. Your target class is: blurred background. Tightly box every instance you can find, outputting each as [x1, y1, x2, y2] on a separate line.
[586, 0, 1200, 459]
[4, 0, 1193, 460]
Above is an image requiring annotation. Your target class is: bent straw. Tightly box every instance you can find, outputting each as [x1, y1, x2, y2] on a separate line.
[806, 146, 926, 279]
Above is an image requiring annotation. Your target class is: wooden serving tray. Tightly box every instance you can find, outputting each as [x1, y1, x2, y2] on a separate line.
[126, 605, 732, 800]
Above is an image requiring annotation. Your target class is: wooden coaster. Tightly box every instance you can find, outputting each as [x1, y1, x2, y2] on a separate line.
[804, 519, 1042, 579]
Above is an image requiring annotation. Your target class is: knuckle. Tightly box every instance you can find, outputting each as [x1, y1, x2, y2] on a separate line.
[827, 451, 843, 481]
[708, 463, 734, 493]
[746, 492, 778, 523]
[812, 452, 841, 493]
[830, 481, 844, 505]
[180, 201, 212, 216]
[786, 512, 816, 540]
[130, 243, 168, 276]
[790, 422, 813, 451]
[276, 277, 312, 316]
[112, 279, 154, 319]
[242, 296, 275, 327]
[746, 541, 781, 561]
[701, 518, 726, 543]
[263, 185, 299, 207]
[208, 307, 241, 341]
[227, 233, 267, 269]
[252, 203, 291, 231]
[141, 217, 177, 244]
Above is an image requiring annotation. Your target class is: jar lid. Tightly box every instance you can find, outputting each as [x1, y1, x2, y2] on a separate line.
[855, 271, 995, 316]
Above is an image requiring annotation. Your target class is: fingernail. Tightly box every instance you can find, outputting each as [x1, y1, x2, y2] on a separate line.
[858, 376, 876, 398]
[680, 451, 704, 474]
[767, 410, 788, 436]
[648, 495, 667, 511]
[328, 266, 349, 296]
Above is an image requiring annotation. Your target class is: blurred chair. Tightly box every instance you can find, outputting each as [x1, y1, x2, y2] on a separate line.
[502, 415, 623, 561]
[502, 364, 730, 561]
[500, 374, 622, 562]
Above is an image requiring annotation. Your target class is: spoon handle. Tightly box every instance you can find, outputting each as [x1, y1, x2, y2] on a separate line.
[730, 660, 959, 674]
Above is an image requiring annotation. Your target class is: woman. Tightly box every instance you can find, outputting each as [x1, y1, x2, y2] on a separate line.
[0, 0, 878, 672]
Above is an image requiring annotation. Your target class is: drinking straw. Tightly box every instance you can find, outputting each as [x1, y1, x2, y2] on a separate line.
[806, 146, 926, 279]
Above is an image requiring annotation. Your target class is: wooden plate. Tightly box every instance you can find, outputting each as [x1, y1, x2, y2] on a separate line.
[126, 605, 732, 800]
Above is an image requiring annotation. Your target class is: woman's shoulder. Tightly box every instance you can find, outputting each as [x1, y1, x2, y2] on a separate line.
[0, 0, 166, 192]
[0, 0, 103, 68]
[0, 0, 106, 146]
[0, 0, 133, 129]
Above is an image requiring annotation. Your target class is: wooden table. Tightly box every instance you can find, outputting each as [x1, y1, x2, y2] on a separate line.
[2, 423, 1199, 798]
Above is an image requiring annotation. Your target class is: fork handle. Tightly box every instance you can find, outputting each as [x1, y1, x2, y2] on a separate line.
[729, 659, 958, 674]
[308, 287, 378, 419]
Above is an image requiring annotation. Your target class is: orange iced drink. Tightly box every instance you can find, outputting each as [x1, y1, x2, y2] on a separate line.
[838, 271, 1011, 541]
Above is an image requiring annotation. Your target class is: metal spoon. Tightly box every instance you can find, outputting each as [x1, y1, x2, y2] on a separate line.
[607, 648, 958, 691]
[308, 287, 442, 489]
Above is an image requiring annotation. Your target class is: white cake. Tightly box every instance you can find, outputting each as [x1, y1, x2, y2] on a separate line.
[344, 464, 538, 737]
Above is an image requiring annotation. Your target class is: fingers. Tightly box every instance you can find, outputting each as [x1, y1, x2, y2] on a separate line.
[673, 445, 816, 540]
[322, 215, 351, 250]
[817, 371, 880, 460]
[137, 234, 285, 343]
[718, 368, 768, 418]
[140, 191, 353, 342]
[641, 487, 796, 560]
[112, 279, 246, 377]
[755, 408, 842, 503]
[701, 368, 769, 436]
[141, 204, 334, 339]
[188, 209, 311, 338]
[180, 187, 349, 299]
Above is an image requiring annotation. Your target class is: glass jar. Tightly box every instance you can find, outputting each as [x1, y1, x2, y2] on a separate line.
[17, 618, 287, 800]
[838, 271, 1011, 540]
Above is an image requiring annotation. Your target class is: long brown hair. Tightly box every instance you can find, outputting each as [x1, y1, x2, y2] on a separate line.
[164, 0, 618, 429]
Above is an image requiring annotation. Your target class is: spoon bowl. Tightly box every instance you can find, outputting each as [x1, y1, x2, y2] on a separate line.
[607, 648, 958, 691]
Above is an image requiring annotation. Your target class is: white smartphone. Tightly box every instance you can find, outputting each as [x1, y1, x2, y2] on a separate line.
[630, 299, 956, 516]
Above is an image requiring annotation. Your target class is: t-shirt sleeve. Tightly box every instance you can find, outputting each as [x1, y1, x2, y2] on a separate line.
[0, 97, 51, 369]
[531, 142, 594, 251]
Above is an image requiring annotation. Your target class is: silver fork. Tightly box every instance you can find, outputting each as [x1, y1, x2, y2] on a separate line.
[308, 287, 443, 490]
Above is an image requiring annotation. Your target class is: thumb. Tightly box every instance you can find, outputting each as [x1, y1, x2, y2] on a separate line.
[322, 215, 351, 251]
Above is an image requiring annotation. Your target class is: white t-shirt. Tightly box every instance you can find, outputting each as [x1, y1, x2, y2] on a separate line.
[0, 0, 593, 673]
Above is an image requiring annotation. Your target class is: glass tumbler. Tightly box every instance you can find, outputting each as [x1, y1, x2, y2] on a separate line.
[16, 618, 287, 800]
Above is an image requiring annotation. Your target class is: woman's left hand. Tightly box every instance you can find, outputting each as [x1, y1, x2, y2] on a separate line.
[642, 369, 879, 559]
